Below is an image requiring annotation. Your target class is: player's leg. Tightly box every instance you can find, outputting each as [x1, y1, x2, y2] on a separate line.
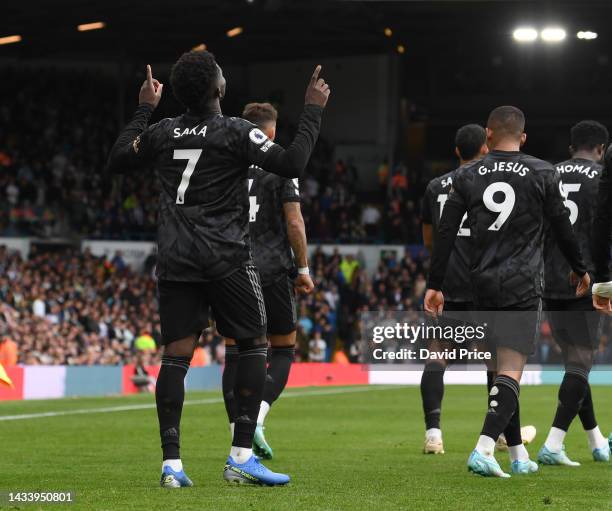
[578, 384, 610, 461]
[212, 265, 290, 485]
[222, 337, 239, 437]
[253, 275, 298, 459]
[420, 338, 448, 454]
[539, 300, 608, 464]
[469, 305, 538, 477]
[156, 280, 208, 488]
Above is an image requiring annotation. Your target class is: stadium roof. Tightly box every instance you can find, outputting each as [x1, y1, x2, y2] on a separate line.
[1, 0, 610, 63]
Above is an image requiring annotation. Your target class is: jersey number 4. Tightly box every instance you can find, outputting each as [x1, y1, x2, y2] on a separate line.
[248, 179, 260, 222]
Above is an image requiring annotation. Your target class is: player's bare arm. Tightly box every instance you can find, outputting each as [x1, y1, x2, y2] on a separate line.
[284, 202, 314, 295]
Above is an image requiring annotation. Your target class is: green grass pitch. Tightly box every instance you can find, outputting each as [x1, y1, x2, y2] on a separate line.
[1, 385, 610, 511]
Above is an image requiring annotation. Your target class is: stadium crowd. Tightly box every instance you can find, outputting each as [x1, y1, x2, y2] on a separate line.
[0, 66, 427, 244]
[1, 244, 610, 368]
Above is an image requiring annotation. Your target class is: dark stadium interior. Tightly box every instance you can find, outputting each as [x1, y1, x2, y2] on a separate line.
[0, 1, 611, 368]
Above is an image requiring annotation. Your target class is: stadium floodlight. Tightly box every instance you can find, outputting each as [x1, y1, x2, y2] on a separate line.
[384, 27, 393, 37]
[541, 27, 566, 43]
[192, 43, 207, 51]
[77, 22, 105, 32]
[0, 34, 21, 45]
[513, 27, 538, 42]
[397, 44, 405, 54]
[226, 27, 243, 38]
[577, 30, 598, 40]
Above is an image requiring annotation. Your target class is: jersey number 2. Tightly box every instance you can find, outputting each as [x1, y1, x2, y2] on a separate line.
[174, 149, 202, 204]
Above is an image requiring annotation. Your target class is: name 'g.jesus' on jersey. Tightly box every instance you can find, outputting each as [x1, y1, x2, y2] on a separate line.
[428, 150, 587, 307]
[107, 103, 322, 282]
[248, 167, 300, 286]
[544, 158, 602, 300]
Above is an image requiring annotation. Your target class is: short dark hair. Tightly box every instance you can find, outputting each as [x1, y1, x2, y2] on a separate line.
[455, 124, 486, 160]
[170, 50, 219, 111]
[570, 120, 609, 152]
[242, 102, 278, 129]
[487, 106, 525, 138]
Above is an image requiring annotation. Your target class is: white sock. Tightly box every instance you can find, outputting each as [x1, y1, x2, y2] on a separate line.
[475, 435, 496, 457]
[509, 443, 529, 462]
[257, 401, 271, 426]
[162, 459, 182, 472]
[426, 428, 442, 440]
[230, 446, 253, 464]
[229, 422, 235, 438]
[544, 427, 566, 453]
[586, 426, 607, 450]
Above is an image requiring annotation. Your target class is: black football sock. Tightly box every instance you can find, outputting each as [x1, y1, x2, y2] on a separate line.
[222, 345, 239, 424]
[156, 355, 191, 460]
[578, 383, 598, 431]
[481, 375, 520, 442]
[503, 401, 522, 447]
[233, 342, 268, 448]
[420, 362, 445, 430]
[552, 367, 589, 432]
[262, 346, 295, 406]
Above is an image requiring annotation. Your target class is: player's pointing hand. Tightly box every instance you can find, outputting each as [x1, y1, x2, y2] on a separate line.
[305, 65, 331, 108]
[139, 64, 164, 109]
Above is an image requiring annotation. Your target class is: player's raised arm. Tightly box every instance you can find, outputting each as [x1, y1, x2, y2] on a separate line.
[106, 65, 164, 173]
[424, 185, 467, 314]
[543, 167, 590, 295]
[246, 65, 330, 178]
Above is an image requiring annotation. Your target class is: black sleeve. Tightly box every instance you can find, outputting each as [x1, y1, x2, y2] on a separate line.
[427, 184, 466, 290]
[106, 103, 156, 174]
[543, 167, 587, 277]
[592, 150, 612, 282]
[421, 182, 434, 224]
[243, 104, 323, 178]
[281, 177, 301, 204]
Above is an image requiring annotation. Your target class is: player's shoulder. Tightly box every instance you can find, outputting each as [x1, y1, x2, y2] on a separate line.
[426, 169, 454, 193]
[519, 152, 554, 172]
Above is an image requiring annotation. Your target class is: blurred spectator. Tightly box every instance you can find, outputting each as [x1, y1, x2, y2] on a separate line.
[308, 331, 327, 362]
[0, 335, 18, 367]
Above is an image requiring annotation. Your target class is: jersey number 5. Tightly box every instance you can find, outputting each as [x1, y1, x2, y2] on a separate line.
[174, 149, 203, 204]
[559, 181, 581, 225]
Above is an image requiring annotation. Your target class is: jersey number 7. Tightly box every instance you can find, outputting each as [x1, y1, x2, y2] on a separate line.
[173, 149, 203, 204]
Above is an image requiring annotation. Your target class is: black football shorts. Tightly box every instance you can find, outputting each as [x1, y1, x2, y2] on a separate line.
[474, 297, 542, 355]
[544, 296, 602, 349]
[158, 264, 266, 345]
[263, 274, 297, 336]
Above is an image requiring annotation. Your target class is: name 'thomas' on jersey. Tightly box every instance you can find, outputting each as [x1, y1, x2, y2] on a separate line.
[106, 103, 322, 282]
[544, 158, 603, 299]
[428, 150, 586, 307]
[248, 166, 300, 286]
[422, 167, 473, 302]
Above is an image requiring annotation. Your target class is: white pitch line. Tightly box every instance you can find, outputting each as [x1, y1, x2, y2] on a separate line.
[0, 385, 397, 422]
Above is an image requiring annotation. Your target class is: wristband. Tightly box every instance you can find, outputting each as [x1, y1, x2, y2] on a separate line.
[297, 267, 310, 276]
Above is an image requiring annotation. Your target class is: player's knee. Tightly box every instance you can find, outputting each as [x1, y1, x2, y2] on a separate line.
[269, 332, 296, 347]
[424, 360, 447, 372]
[236, 335, 268, 349]
[164, 336, 197, 358]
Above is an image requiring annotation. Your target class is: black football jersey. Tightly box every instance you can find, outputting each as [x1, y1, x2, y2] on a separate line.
[248, 166, 300, 286]
[428, 150, 586, 308]
[544, 158, 602, 299]
[107, 103, 322, 282]
[422, 167, 473, 302]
